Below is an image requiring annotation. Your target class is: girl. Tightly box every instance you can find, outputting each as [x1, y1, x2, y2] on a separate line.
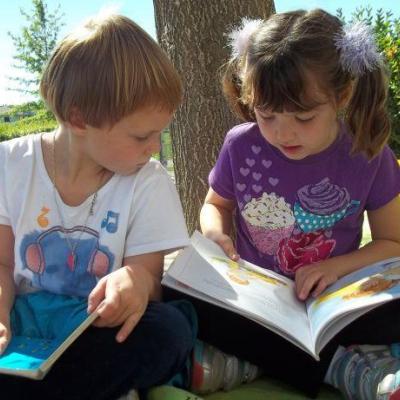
[196, 9, 400, 400]
[0, 12, 196, 400]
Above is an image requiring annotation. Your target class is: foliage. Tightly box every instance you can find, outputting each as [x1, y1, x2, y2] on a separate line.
[0, 104, 56, 141]
[161, 129, 173, 159]
[6, 100, 45, 116]
[8, 0, 64, 96]
[337, 6, 400, 156]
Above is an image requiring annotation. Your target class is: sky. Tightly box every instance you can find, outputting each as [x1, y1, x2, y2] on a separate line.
[1, 0, 400, 105]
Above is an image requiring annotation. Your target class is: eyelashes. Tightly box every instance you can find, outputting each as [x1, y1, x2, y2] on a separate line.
[259, 115, 315, 123]
[295, 116, 315, 123]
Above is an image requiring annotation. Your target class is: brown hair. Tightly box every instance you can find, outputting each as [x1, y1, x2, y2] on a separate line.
[40, 14, 182, 127]
[222, 9, 390, 159]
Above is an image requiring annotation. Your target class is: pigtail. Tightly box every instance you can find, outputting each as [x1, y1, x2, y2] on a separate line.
[334, 21, 391, 159]
[346, 66, 390, 159]
[222, 18, 264, 122]
[221, 58, 255, 122]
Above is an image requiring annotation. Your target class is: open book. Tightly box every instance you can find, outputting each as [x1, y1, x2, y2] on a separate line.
[0, 309, 97, 379]
[162, 231, 400, 360]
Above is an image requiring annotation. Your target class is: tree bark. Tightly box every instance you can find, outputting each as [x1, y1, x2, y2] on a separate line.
[153, 0, 275, 234]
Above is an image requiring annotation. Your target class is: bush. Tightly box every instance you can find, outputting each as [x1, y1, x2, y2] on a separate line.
[338, 6, 400, 156]
[0, 104, 56, 141]
[7, 100, 45, 115]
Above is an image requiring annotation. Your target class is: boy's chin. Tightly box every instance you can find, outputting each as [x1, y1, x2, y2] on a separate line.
[121, 165, 146, 175]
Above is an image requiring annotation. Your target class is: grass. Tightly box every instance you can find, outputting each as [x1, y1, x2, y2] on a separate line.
[361, 216, 372, 247]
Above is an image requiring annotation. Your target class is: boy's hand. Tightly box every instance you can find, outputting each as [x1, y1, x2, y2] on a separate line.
[87, 265, 151, 343]
[204, 231, 240, 261]
[0, 316, 11, 355]
[295, 261, 338, 301]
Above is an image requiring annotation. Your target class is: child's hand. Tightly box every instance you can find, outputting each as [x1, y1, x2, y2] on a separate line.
[87, 265, 150, 343]
[295, 261, 338, 301]
[0, 316, 11, 355]
[204, 232, 239, 261]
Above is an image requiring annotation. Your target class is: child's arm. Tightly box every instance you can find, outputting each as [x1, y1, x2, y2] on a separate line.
[87, 250, 164, 343]
[200, 188, 239, 260]
[0, 225, 15, 354]
[296, 196, 400, 300]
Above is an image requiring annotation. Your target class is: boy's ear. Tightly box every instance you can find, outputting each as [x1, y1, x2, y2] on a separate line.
[67, 107, 87, 133]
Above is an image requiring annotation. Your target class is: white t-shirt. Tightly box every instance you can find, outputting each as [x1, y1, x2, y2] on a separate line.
[0, 134, 189, 296]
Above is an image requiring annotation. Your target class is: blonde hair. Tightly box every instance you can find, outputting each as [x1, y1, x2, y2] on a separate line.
[40, 14, 182, 127]
[222, 9, 390, 159]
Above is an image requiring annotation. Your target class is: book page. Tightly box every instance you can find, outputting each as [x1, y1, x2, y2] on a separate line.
[307, 257, 400, 354]
[166, 232, 314, 354]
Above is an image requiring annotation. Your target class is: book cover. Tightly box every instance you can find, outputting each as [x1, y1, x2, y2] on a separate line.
[0, 292, 98, 379]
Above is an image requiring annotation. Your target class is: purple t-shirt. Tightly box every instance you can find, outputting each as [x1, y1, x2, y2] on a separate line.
[209, 122, 400, 277]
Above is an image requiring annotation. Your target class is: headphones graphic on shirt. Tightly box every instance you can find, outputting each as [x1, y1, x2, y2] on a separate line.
[24, 225, 110, 278]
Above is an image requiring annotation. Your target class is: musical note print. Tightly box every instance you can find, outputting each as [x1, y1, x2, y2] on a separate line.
[37, 206, 50, 228]
[101, 210, 119, 233]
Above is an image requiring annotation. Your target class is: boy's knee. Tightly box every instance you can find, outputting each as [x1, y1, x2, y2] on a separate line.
[146, 301, 196, 356]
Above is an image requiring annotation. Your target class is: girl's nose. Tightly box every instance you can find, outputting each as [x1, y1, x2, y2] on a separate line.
[276, 121, 295, 144]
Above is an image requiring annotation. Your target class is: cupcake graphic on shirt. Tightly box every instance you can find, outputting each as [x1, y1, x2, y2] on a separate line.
[294, 178, 360, 233]
[242, 192, 295, 255]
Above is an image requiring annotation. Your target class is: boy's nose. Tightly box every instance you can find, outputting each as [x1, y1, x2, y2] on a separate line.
[147, 136, 161, 155]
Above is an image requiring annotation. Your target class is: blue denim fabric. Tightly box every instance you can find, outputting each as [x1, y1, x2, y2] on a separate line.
[165, 300, 198, 388]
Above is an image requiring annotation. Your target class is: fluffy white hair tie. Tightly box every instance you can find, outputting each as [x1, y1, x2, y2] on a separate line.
[334, 21, 382, 75]
[227, 18, 263, 58]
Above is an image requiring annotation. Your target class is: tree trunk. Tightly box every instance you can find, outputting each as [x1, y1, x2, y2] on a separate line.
[153, 0, 275, 234]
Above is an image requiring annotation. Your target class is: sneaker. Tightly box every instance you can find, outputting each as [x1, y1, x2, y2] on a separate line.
[190, 340, 261, 394]
[328, 344, 400, 400]
[377, 345, 400, 400]
[378, 371, 400, 400]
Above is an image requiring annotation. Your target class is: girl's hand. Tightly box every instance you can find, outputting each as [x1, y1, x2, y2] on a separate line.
[87, 265, 151, 343]
[204, 231, 240, 261]
[200, 188, 238, 260]
[295, 261, 338, 301]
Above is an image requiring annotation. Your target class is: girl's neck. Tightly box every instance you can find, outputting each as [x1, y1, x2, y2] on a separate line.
[323, 118, 341, 152]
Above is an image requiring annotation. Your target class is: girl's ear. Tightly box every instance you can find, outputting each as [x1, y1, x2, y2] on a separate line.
[337, 82, 354, 109]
